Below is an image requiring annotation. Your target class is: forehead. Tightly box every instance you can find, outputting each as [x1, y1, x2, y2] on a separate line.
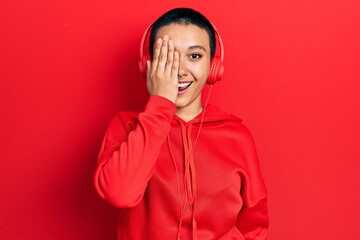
[155, 23, 210, 50]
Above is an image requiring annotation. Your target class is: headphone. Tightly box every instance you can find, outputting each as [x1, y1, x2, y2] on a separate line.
[138, 21, 225, 85]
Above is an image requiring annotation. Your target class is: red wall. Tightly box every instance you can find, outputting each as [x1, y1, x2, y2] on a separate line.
[1, 0, 359, 239]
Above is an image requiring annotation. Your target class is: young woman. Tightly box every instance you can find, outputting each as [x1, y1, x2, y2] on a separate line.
[94, 8, 268, 240]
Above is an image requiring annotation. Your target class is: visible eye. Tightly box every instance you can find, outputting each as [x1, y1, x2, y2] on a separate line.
[188, 53, 202, 60]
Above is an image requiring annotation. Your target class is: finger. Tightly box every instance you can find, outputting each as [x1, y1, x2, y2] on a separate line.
[146, 60, 151, 83]
[170, 51, 179, 80]
[165, 40, 174, 76]
[151, 38, 162, 75]
[157, 35, 169, 73]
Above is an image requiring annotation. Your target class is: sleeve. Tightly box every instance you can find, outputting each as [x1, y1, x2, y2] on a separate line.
[235, 124, 269, 239]
[235, 198, 269, 239]
[94, 96, 176, 208]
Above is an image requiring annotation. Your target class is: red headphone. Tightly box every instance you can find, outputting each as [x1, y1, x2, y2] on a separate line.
[138, 22, 225, 85]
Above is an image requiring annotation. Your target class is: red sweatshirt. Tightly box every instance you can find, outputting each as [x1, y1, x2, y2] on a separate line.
[94, 96, 268, 240]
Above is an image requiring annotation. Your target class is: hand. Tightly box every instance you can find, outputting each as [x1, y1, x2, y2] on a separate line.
[146, 35, 179, 103]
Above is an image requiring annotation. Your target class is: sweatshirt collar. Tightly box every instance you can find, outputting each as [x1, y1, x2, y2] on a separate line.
[173, 104, 242, 125]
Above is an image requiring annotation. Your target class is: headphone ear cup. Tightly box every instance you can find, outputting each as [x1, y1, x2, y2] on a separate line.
[139, 54, 150, 79]
[207, 56, 224, 84]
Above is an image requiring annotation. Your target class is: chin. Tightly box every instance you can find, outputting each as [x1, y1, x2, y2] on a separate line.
[174, 99, 188, 108]
[175, 95, 201, 109]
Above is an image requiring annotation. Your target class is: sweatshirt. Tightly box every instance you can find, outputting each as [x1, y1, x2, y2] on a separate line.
[94, 96, 269, 240]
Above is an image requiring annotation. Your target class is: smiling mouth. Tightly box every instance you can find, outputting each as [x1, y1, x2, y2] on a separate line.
[178, 82, 193, 91]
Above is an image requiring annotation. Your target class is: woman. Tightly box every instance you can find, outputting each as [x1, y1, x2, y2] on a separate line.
[94, 7, 268, 240]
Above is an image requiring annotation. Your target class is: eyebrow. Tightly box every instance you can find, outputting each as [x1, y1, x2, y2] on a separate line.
[188, 45, 207, 52]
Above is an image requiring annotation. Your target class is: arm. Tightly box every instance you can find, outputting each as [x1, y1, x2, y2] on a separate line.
[94, 35, 179, 208]
[94, 96, 176, 208]
[235, 197, 269, 239]
[235, 124, 269, 239]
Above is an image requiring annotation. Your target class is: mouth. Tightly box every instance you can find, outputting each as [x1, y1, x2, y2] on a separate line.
[178, 82, 193, 92]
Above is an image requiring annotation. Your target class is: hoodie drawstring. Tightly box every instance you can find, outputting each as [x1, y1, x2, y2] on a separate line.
[168, 124, 198, 240]
[183, 124, 198, 240]
[167, 135, 185, 240]
[167, 85, 214, 239]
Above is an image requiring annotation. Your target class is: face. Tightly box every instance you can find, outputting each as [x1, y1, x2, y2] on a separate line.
[155, 23, 211, 117]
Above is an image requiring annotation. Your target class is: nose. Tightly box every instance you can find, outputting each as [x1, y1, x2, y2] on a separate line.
[177, 58, 187, 80]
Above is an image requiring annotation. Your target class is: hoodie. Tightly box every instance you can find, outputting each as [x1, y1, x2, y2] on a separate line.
[94, 96, 269, 240]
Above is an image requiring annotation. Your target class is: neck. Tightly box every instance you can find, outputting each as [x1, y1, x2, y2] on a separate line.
[176, 97, 203, 122]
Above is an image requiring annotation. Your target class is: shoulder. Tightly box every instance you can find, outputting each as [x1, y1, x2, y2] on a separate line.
[101, 111, 140, 145]
[115, 111, 139, 124]
[109, 111, 140, 132]
[219, 109, 256, 145]
[228, 117, 253, 136]
[205, 105, 256, 144]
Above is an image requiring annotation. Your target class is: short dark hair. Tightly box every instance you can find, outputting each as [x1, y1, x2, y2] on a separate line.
[149, 8, 216, 59]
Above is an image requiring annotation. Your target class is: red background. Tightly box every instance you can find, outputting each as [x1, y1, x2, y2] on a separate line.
[1, 0, 360, 239]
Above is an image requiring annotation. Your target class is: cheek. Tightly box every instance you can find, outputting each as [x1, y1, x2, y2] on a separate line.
[193, 62, 210, 80]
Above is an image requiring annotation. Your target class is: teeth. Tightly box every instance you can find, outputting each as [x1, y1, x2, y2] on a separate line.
[178, 82, 191, 88]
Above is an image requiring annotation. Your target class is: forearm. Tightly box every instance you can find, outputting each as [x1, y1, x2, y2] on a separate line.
[94, 96, 176, 208]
